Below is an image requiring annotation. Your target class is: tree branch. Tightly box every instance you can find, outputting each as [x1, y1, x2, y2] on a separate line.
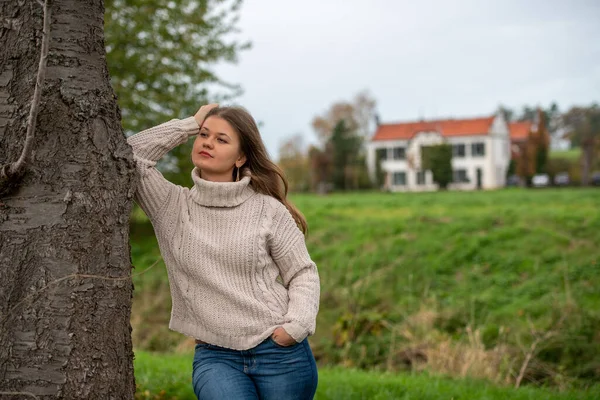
[0, 0, 51, 190]
[0, 392, 39, 400]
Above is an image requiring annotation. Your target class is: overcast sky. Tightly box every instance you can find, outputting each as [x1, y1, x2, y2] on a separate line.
[214, 0, 600, 159]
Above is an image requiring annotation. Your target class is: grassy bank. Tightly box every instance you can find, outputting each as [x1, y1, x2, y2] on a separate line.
[134, 351, 600, 400]
[130, 188, 600, 388]
[549, 148, 581, 161]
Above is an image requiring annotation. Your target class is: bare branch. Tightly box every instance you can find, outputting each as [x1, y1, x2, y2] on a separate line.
[0, 392, 39, 400]
[0, 0, 51, 188]
[515, 314, 565, 388]
[515, 333, 552, 388]
[13, 0, 51, 172]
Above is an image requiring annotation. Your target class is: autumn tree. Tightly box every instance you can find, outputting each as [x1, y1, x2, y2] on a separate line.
[312, 103, 357, 146]
[308, 144, 332, 193]
[1, 0, 136, 397]
[504, 105, 553, 183]
[310, 90, 377, 190]
[311, 90, 376, 145]
[352, 90, 378, 141]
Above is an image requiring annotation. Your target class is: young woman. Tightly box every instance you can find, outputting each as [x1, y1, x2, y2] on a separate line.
[127, 104, 320, 399]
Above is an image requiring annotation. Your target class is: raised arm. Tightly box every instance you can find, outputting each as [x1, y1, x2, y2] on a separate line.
[127, 117, 199, 163]
[126, 104, 217, 221]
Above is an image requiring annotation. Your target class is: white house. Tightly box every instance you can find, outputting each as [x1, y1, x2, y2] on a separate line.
[366, 112, 511, 191]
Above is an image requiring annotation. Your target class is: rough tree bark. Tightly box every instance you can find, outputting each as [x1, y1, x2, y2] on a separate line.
[0, 0, 136, 398]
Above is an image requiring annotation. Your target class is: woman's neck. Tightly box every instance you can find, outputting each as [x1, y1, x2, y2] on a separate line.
[200, 170, 233, 182]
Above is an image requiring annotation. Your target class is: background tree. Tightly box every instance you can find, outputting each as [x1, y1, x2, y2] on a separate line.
[497, 104, 515, 123]
[351, 90, 378, 140]
[500, 102, 559, 128]
[502, 105, 554, 184]
[278, 134, 310, 192]
[348, 153, 374, 190]
[535, 139, 548, 174]
[534, 108, 549, 174]
[105, 0, 250, 185]
[422, 144, 453, 189]
[1, 0, 136, 397]
[518, 105, 537, 122]
[310, 90, 377, 191]
[311, 90, 377, 145]
[312, 102, 357, 146]
[374, 149, 387, 189]
[563, 104, 600, 185]
[308, 144, 332, 193]
[329, 120, 362, 190]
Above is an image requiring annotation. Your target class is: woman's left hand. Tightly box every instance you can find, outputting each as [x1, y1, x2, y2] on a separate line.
[194, 103, 219, 127]
[271, 326, 296, 347]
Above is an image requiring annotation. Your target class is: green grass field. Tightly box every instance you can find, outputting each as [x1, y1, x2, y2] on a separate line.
[134, 351, 600, 400]
[130, 188, 600, 393]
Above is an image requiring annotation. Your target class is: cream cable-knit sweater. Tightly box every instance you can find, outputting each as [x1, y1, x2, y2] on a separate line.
[127, 117, 320, 350]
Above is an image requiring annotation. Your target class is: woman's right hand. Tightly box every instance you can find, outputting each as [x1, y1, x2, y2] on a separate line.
[194, 104, 219, 128]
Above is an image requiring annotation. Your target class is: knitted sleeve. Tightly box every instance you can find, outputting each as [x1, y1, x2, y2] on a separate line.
[126, 117, 199, 221]
[269, 203, 320, 342]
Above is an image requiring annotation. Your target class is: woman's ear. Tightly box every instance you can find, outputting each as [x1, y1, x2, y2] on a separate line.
[236, 154, 247, 168]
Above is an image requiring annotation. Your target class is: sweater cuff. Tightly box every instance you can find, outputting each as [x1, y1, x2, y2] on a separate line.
[180, 116, 200, 137]
[282, 321, 309, 343]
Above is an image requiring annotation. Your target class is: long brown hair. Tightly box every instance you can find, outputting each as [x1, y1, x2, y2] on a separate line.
[204, 106, 308, 234]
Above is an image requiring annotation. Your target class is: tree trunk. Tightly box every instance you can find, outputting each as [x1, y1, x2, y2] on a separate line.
[0, 1, 136, 398]
[581, 141, 592, 186]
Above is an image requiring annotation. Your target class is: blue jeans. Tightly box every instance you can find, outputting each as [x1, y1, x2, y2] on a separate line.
[192, 337, 318, 399]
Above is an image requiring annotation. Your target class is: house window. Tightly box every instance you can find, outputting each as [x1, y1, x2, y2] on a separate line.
[392, 147, 406, 160]
[376, 148, 388, 161]
[452, 144, 466, 158]
[471, 142, 485, 157]
[416, 170, 426, 185]
[453, 169, 469, 183]
[393, 172, 406, 186]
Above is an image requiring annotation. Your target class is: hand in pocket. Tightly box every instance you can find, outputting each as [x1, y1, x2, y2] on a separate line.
[270, 326, 296, 347]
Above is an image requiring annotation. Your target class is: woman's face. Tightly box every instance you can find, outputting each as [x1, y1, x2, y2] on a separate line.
[191, 116, 246, 181]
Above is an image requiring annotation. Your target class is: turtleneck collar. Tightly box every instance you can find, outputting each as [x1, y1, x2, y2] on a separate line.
[189, 167, 255, 207]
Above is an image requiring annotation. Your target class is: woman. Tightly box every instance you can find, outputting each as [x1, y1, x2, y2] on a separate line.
[127, 104, 320, 399]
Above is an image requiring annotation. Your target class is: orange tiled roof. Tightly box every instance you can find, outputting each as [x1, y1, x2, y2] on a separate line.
[509, 121, 532, 141]
[372, 116, 495, 141]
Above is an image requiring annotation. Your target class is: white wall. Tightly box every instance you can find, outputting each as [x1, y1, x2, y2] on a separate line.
[489, 112, 511, 188]
[446, 136, 491, 190]
[367, 138, 409, 182]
